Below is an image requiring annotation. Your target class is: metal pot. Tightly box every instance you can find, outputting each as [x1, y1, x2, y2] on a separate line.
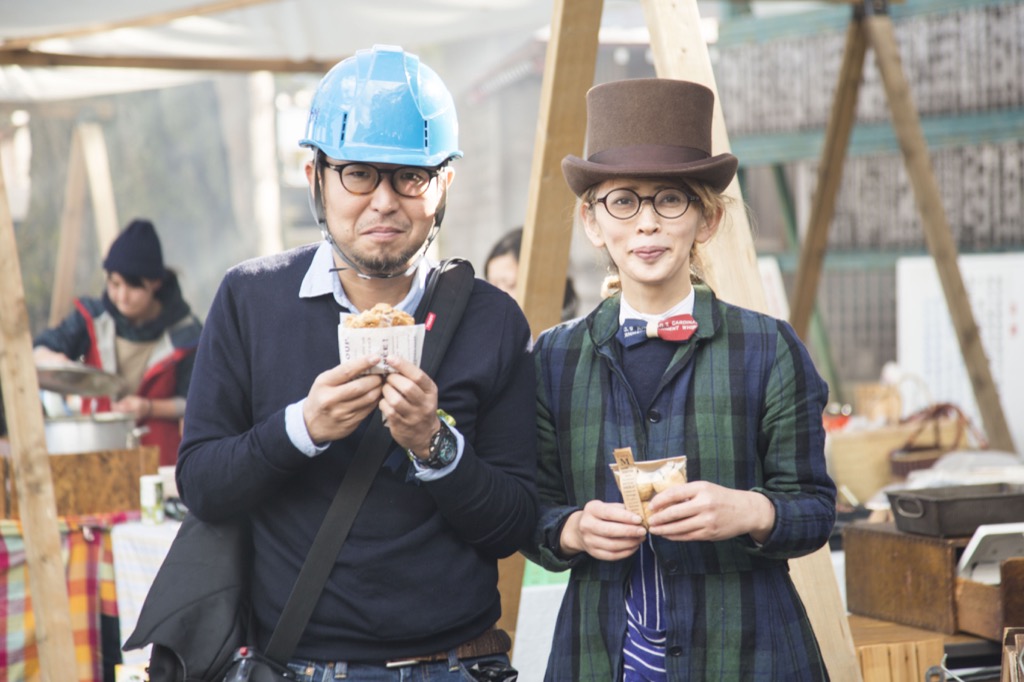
[44, 413, 146, 455]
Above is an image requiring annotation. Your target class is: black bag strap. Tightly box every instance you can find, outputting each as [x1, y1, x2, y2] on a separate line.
[264, 258, 475, 662]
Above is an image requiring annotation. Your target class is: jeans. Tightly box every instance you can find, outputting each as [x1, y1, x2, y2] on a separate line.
[285, 653, 514, 682]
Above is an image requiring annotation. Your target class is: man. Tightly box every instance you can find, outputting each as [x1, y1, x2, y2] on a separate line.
[176, 45, 537, 681]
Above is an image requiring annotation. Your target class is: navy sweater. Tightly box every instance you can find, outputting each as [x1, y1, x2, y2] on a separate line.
[177, 244, 538, 662]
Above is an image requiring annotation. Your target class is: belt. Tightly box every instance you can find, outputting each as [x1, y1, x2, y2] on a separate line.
[384, 628, 512, 668]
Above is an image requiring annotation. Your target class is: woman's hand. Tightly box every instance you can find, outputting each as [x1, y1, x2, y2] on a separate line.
[646, 481, 775, 544]
[112, 395, 152, 420]
[559, 500, 647, 561]
[33, 346, 74, 366]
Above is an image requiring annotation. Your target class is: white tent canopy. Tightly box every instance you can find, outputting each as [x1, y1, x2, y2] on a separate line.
[0, 0, 559, 101]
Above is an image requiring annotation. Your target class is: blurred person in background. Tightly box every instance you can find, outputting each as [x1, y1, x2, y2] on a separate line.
[484, 226, 579, 321]
[33, 218, 202, 466]
[521, 78, 836, 681]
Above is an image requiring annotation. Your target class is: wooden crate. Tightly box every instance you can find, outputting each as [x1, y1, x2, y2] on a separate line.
[848, 615, 945, 682]
[844, 521, 966, 634]
[957, 559, 1024, 642]
[2, 445, 159, 518]
[845, 521, 1024, 641]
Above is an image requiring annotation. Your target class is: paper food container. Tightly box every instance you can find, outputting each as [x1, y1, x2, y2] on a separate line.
[338, 324, 425, 374]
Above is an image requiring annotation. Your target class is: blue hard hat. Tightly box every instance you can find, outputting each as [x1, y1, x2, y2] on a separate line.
[299, 44, 462, 167]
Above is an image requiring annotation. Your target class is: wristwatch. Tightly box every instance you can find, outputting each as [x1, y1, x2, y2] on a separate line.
[411, 418, 458, 469]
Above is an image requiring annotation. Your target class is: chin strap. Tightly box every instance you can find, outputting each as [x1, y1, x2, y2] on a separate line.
[309, 155, 445, 280]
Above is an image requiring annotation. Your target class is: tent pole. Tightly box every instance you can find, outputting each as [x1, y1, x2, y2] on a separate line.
[0, 148, 79, 682]
[863, 11, 1014, 452]
[510, 0, 604, 650]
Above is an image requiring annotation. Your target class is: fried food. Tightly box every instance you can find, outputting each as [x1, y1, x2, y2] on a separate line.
[344, 303, 415, 328]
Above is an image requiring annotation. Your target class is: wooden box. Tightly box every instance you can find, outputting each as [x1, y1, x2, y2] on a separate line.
[957, 559, 1024, 642]
[1, 445, 159, 518]
[844, 521, 1024, 641]
[848, 615, 945, 682]
[845, 521, 966, 634]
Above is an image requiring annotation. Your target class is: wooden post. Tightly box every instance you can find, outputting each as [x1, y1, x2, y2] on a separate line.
[518, 0, 603, 334]
[509, 0, 604, 645]
[640, 1, 863, 679]
[0, 154, 79, 680]
[49, 126, 88, 326]
[642, 0, 766, 313]
[789, 16, 869, 341]
[48, 123, 119, 327]
[863, 13, 1015, 453]
[80, 122, 120, 253]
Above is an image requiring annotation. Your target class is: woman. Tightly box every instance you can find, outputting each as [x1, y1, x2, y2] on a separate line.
[522, 79, 836, 681]
[34, 218, 202, 466]
[484, 226, 579, 321]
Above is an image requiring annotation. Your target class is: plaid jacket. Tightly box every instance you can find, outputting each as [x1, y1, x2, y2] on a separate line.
[524, 285, 836, 681]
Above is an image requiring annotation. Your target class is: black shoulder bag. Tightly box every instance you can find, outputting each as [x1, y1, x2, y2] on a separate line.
[125, 259, 475, 682]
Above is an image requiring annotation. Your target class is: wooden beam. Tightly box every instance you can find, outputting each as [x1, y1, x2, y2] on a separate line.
[772, 164, 844, 402]
[641, 0, 767, 314]
[80, 123, 120, 254]
[0, 0, 279, 51]
[510, 0, 603, 648]
[48, 123, 120, 327]
[518, 0, 603, 336]
[729, 108, 1024, 166]
[640, 1, 863, 679]
[789, 16, 868, 340]
[863, 14, 1015, 453]
[49, 126, 88, 327]
[0, 49, 338, 74]
[0, 145, 79, 682]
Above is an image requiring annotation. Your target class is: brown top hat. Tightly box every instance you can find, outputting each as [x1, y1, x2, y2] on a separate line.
[562, 78, 738, 197]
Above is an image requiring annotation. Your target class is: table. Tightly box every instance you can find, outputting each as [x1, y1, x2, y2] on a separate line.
[110, 519, 181, 667]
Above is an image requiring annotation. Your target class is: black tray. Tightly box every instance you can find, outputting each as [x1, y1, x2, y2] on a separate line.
[886, 483, 1024, 537]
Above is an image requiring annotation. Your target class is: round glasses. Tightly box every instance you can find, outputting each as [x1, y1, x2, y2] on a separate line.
[321, 161, 439, 198]
[592, 187, 699, 220]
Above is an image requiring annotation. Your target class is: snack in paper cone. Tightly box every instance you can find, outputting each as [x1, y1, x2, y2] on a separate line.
[610, 449, 687, 527]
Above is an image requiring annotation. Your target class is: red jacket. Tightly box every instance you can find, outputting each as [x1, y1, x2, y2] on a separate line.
[75, 297, 200, 467]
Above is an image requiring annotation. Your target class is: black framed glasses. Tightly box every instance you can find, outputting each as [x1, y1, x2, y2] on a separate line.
[321, 161, 440, 198]
[592, 187, 700, 220]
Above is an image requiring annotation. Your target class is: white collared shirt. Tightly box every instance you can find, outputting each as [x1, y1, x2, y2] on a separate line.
[619, 288, 696, 326]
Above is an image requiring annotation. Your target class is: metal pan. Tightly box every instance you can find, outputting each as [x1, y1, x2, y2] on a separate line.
[36, 362, 127, 397]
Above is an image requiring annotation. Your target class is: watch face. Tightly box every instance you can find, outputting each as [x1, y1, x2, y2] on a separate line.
[426, 422, 457, 469]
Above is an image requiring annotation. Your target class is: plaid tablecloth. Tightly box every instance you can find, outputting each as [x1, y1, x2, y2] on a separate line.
[0, 512, 135, 682]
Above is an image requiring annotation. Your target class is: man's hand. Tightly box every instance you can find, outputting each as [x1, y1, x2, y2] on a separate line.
[559, 500, 646, 561]
[303, 356, 385, 445]
[378, 355, 440, 457]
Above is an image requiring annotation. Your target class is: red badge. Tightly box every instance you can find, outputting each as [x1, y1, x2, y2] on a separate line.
[656, 314, 698, 342]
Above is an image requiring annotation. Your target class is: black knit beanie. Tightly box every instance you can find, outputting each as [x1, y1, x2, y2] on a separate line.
[103, 219, 165, 280]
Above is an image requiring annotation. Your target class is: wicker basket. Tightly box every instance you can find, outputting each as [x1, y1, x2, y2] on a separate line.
[888, 403, 986, 481]
[826, 416, 969, 505]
